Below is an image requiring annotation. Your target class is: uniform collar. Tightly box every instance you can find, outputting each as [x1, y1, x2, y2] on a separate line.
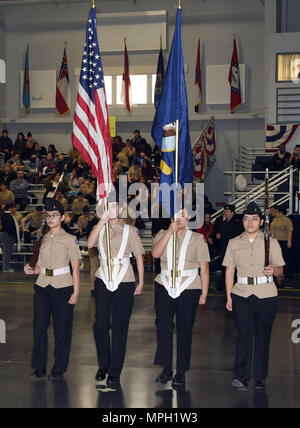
[241, 230, 264, 243]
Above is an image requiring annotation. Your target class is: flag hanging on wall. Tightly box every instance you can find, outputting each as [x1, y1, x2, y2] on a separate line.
[228, 37, 241, 113]
[72, 6, 113, 200]
[23, 44, 30, 114]
[121, 40, 132, 112]
[266, 123, 299, 151]
[151, 6, 194, 217]
[194, 39, 202, 113]
[154, 42, 165, 109]
[56, 43, 70, 116]
[193, 116, 216, 182]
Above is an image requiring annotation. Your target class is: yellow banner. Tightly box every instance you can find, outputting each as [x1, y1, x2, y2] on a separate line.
[109, 116, 116, 138]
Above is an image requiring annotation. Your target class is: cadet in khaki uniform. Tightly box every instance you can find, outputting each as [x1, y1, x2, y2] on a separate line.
[223, 202, 285, 391]
[71, 192, 89, 225]
[152, 209, 210, 389]
[87, 190, 144, 386]
[24, 199, 81, 381]
[0, 182, 15, 206]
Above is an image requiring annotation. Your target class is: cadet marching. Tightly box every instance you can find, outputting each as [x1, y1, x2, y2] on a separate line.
[23, 194, 284, 392]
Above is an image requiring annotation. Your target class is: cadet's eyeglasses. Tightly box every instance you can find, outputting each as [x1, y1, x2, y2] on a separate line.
[46, 214, 61, 220]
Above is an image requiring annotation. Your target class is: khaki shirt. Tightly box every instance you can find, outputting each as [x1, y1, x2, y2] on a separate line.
[270, 216, 293, 241]
[223, 231, 285, 299]
[37, 229, 81, 288]
[14, 211, 23, 225]
[153, 229, 210, 290]
[24, 211, 44, 229]
[72, 198, 89, 215]
[78, 214, 93, 231]
[95, 221, 145, 283]
[57, 197, 68, 212]
[0, 189, 15, 205]
[79, 182, 95, 197]
[117, 152, 129, 168]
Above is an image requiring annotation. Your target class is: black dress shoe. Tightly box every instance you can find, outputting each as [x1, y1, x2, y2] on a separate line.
[106, 375, 120, 386]
[232, 376, 248, 390]
[171, 373, 185, 389]
[48, 371, 64, 381]
[156, 368, 173, 384]
[31, 369, 46, 378]
[254, 380, 266, 391]
[95, 368, 107, 381]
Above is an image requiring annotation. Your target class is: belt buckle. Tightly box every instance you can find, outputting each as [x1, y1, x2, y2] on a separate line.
[248, 277, 254, 285]
[45, 268, 53, 277]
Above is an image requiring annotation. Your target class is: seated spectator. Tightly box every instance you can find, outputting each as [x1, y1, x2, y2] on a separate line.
[117, 150, 129, 172]
[128, 159, 142, 183]
[287, 144, 300, 169]
[136, 151, 149, 167]
[141, 158, 154, 181]
[0, 182, 15, 208]
[21, 206, 44, 243]
[0, 129, 13, 162]
[0, 164, 16, 187]
[40, 152, 57, 177]
[112, 166, 120, 184]
[271, 143, 291, 171]
[9, 169, 29, 210]
[113, 135, 125, 153]
[71, 191, 89, 225]
[29, 142, 42, 170]
[47, 144, 58, 157]
[13, 132, 26, 158]
[122, 140, 136, 165]
[131, 130, 152, 157]
[56, 152, 68, 174]
[197, 212, 215, 258]
[8, 153, 25, 172]
[79, 176, 96, 204]
[43, 171, 68, 203]
[55, 190, 69, 212]
[68, 168, 82, 198]
[76, 205, 93, 240]
[22, 132, 36, 160]
[0, 201, 20, 272]
[68, 146, 79, 161]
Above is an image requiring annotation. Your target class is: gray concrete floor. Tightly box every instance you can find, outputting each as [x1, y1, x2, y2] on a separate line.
[0, 271, 300, 408]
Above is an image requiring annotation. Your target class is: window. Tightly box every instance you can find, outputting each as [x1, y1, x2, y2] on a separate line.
[116, 74, 148, 105]
[277, 53, 300, 82]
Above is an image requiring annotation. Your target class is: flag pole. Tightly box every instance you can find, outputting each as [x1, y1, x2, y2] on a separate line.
[172, 118, 180, 288]
[171, 0, 182, 288]
[91, 0, 95, 8]
[104, 197, 113, 282]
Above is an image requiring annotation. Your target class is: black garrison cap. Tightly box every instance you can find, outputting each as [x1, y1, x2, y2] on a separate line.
[224, 204, 235, 212]
[243, 201, 262, 217]
[44, 198, 64, 214]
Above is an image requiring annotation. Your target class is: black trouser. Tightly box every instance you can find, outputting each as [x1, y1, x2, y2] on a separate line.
[278, 240, 292, 278]
[93, 278, 135, 377]
[24, 226, 38, 244]
[154, 281, 201, 373]
[0, 231, 15, 270]
[232, 293, 278, 381]
[32, 284, 74, 373]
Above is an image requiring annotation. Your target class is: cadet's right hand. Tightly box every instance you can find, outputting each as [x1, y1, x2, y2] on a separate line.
[168, 220, 179, 234]
[24, 264, 34, 275]
[226, 296, 233, 312]
[100, 210, 111, 224]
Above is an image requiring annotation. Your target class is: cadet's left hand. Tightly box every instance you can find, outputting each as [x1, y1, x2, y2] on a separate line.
[134, 283, 143, 295]
[263, 265, 274, 276]
[199, 294, 207, 305]
[68, 293, 79, 305]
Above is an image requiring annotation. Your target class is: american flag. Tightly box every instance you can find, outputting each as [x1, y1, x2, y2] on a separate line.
[72, 7, 113, 200]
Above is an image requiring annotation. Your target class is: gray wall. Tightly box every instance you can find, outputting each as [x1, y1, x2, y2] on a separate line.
[0, 20, 6, 117]
[1, 0, 267, 208]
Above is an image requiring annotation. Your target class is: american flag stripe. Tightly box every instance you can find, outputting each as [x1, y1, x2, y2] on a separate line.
[72, 7, 113, 200]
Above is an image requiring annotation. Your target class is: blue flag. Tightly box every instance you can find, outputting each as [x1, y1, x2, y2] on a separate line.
[23, 45, 30, 114]
[154, 47, 165, 109]
[151, 8, 194, 217]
